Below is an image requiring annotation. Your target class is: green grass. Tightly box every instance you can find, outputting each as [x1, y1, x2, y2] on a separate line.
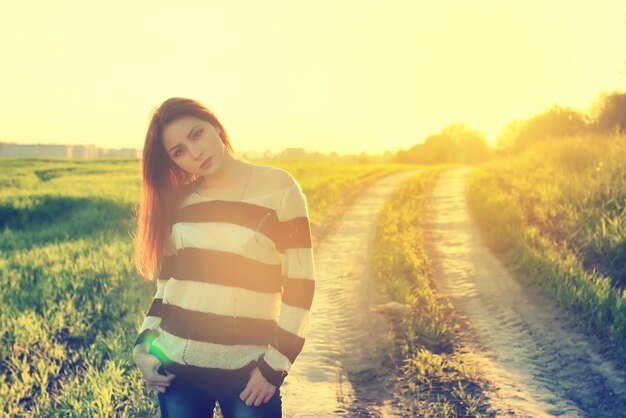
[372, 165, 488, 417]
[466, 134, 626, 361]
[0, 157, 408, 417]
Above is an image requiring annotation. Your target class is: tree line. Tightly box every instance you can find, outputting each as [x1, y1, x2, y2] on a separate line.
[393, 90, 626, 165]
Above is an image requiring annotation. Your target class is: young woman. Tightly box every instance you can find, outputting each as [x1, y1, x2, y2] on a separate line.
[131, 97, 316, 418]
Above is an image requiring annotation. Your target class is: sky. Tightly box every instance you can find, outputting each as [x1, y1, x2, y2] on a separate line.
[0, 1, 624, 155]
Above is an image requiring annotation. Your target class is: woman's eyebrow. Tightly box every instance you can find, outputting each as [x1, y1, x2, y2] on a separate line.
[187, 124, 200, 139]
[168, 124, 200, 152]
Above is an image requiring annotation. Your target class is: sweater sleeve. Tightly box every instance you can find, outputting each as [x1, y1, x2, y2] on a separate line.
[134, 232, 177, 348]
[256, 181, 316, 387]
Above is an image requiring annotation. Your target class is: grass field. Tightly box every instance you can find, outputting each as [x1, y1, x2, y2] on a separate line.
[4, 139, 624, 416]
[466, 135, 626, 360]
[0, 158, 409, 417]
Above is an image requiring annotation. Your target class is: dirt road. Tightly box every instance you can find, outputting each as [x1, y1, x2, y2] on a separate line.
[281, 169, 423, 417]
[282, 165, 626, 417]
[425, 166, 626, 417]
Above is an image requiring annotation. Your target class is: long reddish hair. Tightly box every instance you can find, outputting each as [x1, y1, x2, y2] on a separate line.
[133, 97, 235, 281]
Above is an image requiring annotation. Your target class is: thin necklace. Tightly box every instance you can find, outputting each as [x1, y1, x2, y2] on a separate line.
[195, 162, 254, 201]
[239, 163, 254, 201]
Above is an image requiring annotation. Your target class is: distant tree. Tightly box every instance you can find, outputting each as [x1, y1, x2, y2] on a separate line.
[589, 90, 626, 135]
[440, 123, 490, 163]
[512, 104, 588, 152]
[496, 119, 527, 151]
[382, 150, 395, 163]
[278, 147, 308, 160]
[423, 134, 452, 163]
[394, 148, 413, 164]
[358, 151, 370, 164]
[267, 147, 392, 163]
[393, 122, 490, 164]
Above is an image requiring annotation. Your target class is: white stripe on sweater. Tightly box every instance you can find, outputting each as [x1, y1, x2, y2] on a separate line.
[281, 247, 316, 279]
[172, 221, 281, 265]
[139, 315, 161, 334]
[277, 302, 311, 338]
[163, 278, 282, 320]
[264, 345, 294, 371]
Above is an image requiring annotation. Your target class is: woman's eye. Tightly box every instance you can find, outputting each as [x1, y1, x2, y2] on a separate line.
[173, 149, 182, 158]
[194, 129, 202, 139]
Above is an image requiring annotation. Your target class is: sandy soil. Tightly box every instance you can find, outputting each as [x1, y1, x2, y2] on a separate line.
[424, 166, 626, 418]
[281, 169, 423, 417]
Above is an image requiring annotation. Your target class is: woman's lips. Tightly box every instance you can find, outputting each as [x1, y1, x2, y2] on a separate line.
[200, 156, 212, 169]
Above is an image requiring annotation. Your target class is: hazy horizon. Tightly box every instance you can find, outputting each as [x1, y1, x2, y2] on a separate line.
[0, 139, 399, 156]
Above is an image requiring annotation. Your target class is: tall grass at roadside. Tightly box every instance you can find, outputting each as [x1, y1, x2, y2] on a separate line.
[466, 135, 626, 360]
[0, 158, 409, 417]
[372, 166, 487, 417]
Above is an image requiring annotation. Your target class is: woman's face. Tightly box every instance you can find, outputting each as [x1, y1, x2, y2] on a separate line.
[161, 116, 227, 176]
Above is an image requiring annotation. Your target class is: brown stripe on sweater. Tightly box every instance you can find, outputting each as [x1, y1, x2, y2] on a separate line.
[146, 298, 163, 317]
[270, 217, 312, 251]
[150, 343, 259, 393]
[172, 201, 312, 251]
[160, 303, 277, 345]
[273, 326, 306, 363]
[175, 201, 276, 231]
[175, 248, 283, 293]
[282, 278, 315, 310]
[159, 255, 178, 279]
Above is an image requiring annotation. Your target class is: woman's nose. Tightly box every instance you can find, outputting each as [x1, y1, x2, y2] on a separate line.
[189, 144, 204, 160]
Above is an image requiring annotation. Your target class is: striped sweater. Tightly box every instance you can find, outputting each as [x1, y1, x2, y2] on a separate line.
[134, 178, 316, 391]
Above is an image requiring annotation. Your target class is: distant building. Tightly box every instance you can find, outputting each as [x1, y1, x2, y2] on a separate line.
[0, 142, 140, 159]
[68, 144, 98, 158]
[99, 147, 141, 158]
[0, 142, 70, 157]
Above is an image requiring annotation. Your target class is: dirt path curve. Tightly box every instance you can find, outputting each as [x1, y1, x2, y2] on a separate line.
[424, 166, 626, 418]
[281, 168, 423, 418]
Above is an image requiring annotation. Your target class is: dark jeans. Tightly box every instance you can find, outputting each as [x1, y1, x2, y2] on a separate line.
[156, 367, 282, 418]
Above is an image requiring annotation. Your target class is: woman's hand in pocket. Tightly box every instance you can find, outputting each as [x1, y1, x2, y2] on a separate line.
[133, 344, 176, 393]
[239, 367, 277, 406]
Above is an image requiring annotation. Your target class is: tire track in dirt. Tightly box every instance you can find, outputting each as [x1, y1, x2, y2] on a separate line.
[281, 168, 423, 417]
[424, 166, 626, 418]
